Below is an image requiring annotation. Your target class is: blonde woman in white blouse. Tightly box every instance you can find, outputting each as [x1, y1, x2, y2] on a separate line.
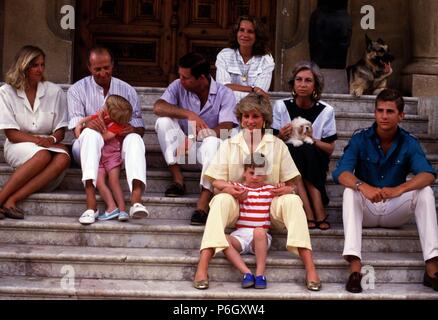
[215, 15, 275, 103]
[0, 45, 70, 219]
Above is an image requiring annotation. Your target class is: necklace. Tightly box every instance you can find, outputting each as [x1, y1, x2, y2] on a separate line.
[236, 50, 250, 83]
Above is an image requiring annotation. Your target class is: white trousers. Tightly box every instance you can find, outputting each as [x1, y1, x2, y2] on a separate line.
[72, 128, 147, 192]
[155, 117, 221, 191]
[342, 187, 438, 261]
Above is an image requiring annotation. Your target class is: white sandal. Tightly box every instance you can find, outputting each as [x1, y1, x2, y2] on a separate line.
[129, 203, 150, 219]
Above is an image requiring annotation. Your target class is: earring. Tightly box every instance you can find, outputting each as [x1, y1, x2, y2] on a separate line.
[292, 90, 297, 98]
[312, 91, 318, 100]
[263, 122, 266, 129]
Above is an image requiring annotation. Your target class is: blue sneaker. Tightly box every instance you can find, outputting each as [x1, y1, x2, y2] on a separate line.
[241, 273, 255, 288]
[255, 275, 267, 289]
[118, 211, 129, 222]
[97, 208, 120, 221]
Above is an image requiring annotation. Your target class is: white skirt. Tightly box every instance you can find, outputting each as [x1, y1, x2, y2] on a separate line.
[4, 139, 69, 168]
[3, 139, 69, 191]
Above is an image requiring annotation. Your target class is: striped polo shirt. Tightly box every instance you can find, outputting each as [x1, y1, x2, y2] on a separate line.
[232, 182, 275, 229]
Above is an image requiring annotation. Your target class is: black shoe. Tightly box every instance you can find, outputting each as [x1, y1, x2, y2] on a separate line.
[423, 271, 438, 291]
[164, 182, 186, 197]
[346, 272, 362, 293]
[190, 210, 208, 225]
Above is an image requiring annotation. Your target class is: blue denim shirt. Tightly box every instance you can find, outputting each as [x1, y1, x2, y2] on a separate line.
[332, 123, 436, 187]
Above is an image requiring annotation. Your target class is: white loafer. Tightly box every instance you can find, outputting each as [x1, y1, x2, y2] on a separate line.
[79, 209, 98, 225]
[129, 203, 149, 219]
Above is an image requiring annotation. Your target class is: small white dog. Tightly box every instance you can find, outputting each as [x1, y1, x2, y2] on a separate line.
[286, 116, 314, 147]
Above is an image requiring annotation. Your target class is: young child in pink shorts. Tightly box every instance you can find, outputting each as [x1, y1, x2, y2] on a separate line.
[75, 95, 132, 222]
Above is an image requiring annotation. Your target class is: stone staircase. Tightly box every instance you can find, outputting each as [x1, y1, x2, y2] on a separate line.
[0, 87, 437, 299]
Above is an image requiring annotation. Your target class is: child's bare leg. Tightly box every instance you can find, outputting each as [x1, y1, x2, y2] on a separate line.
[223, 235, 251, 274]
[85, 180, 97, 210]
[107, 166, 126, 211]
[252, 228, 268, 276]
[96, 169, 117, 212]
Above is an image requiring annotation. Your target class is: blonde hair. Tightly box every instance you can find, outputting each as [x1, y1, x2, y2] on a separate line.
[5, 45, 46, 90]
[105, 95, 133, 124]
[235, 93, 273, 128]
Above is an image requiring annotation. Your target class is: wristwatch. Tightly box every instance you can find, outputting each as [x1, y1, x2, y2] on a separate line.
[355, 180, 364, 191]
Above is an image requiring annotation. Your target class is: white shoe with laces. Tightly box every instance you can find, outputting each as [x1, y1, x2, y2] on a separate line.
[79, 209, 98, 225]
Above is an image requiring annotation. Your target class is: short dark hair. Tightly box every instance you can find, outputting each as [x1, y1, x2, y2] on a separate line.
[178, 52, 210, 79]
[87, 46, 114, 67]
[229, 15, 270, 56]
[288, 60, 324, 101]
[375, 89, 405, 113]
[244, 152, 266, 170]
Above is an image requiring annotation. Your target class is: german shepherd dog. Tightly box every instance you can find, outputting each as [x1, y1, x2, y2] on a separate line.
[347, 35, 395, 96]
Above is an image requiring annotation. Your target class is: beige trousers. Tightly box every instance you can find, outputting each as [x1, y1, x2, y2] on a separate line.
[200, 193, 312, 255]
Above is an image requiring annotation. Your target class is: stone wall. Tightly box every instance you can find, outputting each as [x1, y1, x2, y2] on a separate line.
[2, 0, 73, 84]
[348, 0, 411, 92]
[274, 0, 412, 92]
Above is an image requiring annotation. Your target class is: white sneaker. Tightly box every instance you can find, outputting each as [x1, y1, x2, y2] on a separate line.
[129, 203, 150, 219]
[79, 209, 98, 225]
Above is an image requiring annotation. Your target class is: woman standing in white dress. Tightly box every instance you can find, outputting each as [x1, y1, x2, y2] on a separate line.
[215, 15, 275, 103]
[0, 45, 70, 219]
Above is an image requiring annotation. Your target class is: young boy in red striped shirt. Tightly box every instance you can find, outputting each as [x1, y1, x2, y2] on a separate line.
[212, 153, 285, 289]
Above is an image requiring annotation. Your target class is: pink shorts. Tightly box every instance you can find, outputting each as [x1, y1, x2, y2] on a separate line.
[99, 138, 123, 173]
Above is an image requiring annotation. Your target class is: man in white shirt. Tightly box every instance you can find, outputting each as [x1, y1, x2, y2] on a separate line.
[67, 46, 148, 224]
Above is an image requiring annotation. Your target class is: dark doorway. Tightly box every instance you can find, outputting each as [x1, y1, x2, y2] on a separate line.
[309, 0, 351, 69]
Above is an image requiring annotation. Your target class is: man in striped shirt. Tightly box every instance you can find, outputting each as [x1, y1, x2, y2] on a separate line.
[67, 46, 148, 224]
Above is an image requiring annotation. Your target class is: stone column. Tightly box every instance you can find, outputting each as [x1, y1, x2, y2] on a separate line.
[402, 0, 438, 97]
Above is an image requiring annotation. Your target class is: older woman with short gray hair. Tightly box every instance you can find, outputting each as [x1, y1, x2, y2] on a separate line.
[272, 60, 337, 231]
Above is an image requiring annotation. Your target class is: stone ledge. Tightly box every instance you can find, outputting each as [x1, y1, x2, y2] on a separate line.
[0, 276, 436, 300]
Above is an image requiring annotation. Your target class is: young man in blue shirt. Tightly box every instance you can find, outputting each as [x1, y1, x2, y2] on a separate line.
[333, 89, 438, 293]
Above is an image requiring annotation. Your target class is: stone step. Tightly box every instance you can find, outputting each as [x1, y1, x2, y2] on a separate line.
[332, 113, 428, 134]
[138, 106, 428, 133]
[0, 216, 424, 254]
[335, 131, 438, 154]
[4, 189, 438, 223]
[0, 276, 435, 299]
[57, 84, 419, 115]
[1, 161, 437, 204]
[318, 94, 419, 115]
[142, 145, 438, 171]
[102, 127, 438, 156]
[0, 243, 427, 284]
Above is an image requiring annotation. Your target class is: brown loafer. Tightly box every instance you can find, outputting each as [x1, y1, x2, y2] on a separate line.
[4, 207, 25, 219]
[0, 207, 6, 220]
[346, 272, 363, 293]
[423, 271, 438, 291]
